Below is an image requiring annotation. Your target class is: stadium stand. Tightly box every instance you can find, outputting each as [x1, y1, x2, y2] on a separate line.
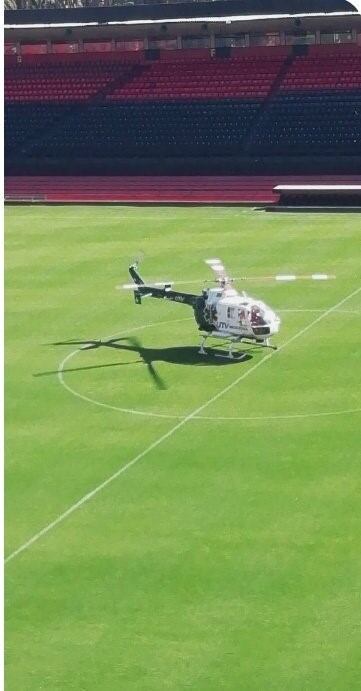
[5, 104, 73, 155]
[4, 53, 144, 103]
[278, 44, 361, 92]
[14, 101, 260, 159]
[4, 40, 361, 201]
[249, 90, 361, 156]
[249, 45, 361, 155]
[107, 50, 288, 101]
[5, 49, 285, 163]
[4, 48, 288, 103]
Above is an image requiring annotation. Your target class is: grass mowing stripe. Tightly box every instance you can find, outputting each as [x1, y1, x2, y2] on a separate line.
[5, 284, 361, 566]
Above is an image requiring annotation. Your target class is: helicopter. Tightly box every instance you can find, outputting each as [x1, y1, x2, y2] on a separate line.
[121, 259, 333, 360]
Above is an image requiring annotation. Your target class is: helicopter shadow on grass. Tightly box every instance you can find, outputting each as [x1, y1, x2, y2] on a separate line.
[35, 336, 254, 391]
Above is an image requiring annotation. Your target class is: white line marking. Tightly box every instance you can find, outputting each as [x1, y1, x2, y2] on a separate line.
[199, 408, 361, 421]
[279, 308, 360, 314]
[5, 285, 361, 565]
[58, 308, 360, 420]
[5, 214, 251, 222]
[58, 317, 194, 419]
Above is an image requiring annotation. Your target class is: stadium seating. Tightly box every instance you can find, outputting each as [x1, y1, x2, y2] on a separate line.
[279, 45, 361, 92]
[17, 101, 260, 159]
[5, 60, 140, 103]
[5, 50, 287, 104]
[107, 53, 287, 101]
[249, 45, 361, 155]
[249, 91, 361, 155]
[5, 104, 73, 154]
[4, 44, 361, 168]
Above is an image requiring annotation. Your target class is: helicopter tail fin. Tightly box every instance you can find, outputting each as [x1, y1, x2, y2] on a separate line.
[129, 263, 145, 285]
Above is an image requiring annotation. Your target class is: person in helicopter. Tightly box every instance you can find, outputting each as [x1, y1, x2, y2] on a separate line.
[250, 305, 265, 326]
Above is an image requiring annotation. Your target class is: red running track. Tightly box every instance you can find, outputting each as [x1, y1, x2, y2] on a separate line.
[4, 176, 361, 204]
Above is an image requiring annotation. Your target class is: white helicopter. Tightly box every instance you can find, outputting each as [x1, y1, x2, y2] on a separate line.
[122, 260, 333, 359]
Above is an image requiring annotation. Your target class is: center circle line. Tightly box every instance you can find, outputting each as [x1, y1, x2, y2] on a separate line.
[57, 310, 361, 423]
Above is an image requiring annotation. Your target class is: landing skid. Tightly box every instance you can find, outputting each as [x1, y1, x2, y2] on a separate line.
[198, 334, 277, 359]
[198, 335, 247, 360]
[242, 338, 278, 351]
[215, 350, 248, 361]
[198, 335, 208, 356]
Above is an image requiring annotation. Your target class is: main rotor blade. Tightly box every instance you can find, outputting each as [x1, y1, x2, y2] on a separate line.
[205, 258, 229, 281]
[169, 274, 336, 285]
[200, 274, 337, 282]
[238, 274, 336, 281]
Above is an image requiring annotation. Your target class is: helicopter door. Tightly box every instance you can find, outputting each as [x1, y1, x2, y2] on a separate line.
[217, 304, 228, 329]
[239, 308, 248, 326]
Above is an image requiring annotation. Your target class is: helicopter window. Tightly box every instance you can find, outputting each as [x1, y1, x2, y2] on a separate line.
[227, 307, 235, 319]
[250, 305, 266, 326]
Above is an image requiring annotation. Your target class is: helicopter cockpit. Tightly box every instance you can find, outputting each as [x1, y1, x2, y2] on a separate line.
[250, 304, 267, 327]
[248, 301, 280, 336]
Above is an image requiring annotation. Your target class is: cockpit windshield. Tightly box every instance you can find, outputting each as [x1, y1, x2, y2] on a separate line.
[250, 304, 267, 326]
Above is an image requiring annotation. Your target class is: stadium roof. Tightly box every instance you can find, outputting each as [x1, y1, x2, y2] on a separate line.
[4, 0, 359, 30]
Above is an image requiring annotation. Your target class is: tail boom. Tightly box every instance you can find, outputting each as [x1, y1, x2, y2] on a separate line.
[128, 265, 197, 306]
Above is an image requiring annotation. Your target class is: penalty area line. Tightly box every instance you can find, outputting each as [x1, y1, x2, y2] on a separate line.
[5, 284, 361, 565]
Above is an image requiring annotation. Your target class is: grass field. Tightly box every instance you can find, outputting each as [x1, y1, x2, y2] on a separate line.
[5, 204, 361, 691]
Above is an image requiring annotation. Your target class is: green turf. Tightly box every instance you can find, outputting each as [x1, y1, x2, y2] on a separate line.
[5, 204, 361, 691]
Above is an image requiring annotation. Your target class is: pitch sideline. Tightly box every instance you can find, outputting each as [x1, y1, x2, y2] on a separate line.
[5, 285, 361, 565]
